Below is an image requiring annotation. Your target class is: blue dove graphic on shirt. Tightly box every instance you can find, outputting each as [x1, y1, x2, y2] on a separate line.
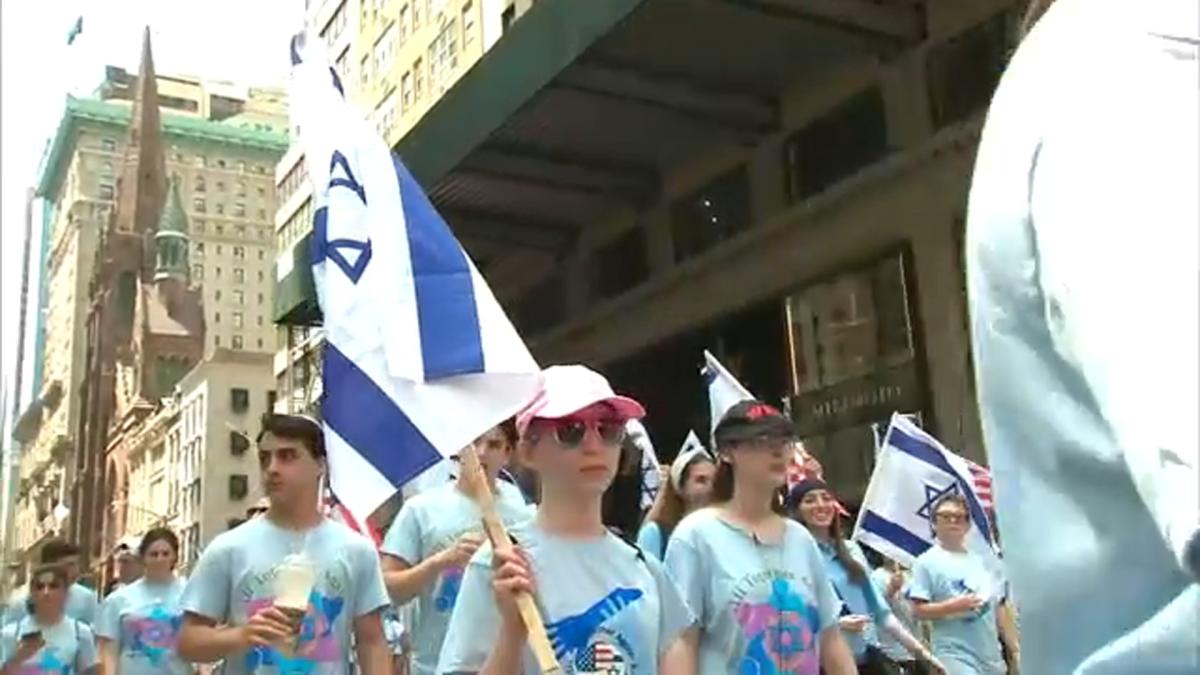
[545, 588, 643, 665]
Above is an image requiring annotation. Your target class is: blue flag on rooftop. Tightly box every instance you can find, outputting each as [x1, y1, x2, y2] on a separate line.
[289, 32, 543, 528]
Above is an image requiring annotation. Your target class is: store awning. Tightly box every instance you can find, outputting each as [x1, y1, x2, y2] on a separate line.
[275, 0, 924, 325]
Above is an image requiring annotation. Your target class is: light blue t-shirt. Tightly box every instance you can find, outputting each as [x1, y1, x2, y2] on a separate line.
[816, 540, 890, 661]
[966, 1, 1200, 674]
[381, 482, 532, 675]
[907, 546, 1004, 675]
[95, 577, 189, 675]
[179, 517, 390, 675]
[664, 509, 841, 675]
[870, 567, 918, 664]
[437, 522, 694, 674]
[635, 522, 666, 561]
[0, 615, 99, 675]
[4, 586, 99, 628]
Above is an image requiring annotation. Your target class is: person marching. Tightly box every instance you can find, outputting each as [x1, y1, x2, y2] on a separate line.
[176, 413, 392, 675]
[869, 558, 923, 675]
[437, 365, 696, 674]
[637, 446, 715, 560]
[907, 494, 1019, 675]
[4, 540, 99, 628]
[664, 401, 857, 675]
[0, 564, 99, 675]
[96, 528, 191, 675]
[379, 421, 533, 675]
[788, 479, 944, 675]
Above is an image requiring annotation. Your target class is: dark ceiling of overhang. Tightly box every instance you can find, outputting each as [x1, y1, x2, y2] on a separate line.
[438, 0, 923, 279]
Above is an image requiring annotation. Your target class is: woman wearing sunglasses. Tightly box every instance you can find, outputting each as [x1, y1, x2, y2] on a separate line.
[380, 421, 533, 675]
[96, 528, 190, 675]
[0, 564, 98, 675]
[438, 365, 696, 674]
[638, 446, 715, 561]
[788, 479, 944, 675]
[664, 401, 857, 675]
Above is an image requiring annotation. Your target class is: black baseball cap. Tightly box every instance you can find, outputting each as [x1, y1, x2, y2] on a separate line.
[714, 400, 797, 446]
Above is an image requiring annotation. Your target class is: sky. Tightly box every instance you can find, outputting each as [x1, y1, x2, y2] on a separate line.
[0, 1, 304, 425]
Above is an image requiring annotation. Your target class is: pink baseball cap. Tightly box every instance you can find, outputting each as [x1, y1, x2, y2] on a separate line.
[517, 365, 646, 432]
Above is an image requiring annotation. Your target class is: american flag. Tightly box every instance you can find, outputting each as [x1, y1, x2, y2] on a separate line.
[786, 442, 850, 517]
[966, 459, 994, 512]
[324, 489, 383, 547]
[575, 642, 624, 674]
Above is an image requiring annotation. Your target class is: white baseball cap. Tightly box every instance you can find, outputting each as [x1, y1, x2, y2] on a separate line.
[517, 365, 645, 432]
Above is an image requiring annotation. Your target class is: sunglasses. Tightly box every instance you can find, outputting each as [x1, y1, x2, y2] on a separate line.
[535, 419, 627, 449]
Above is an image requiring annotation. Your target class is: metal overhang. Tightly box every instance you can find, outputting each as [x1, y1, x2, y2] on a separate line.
[274, 0, 925, 326]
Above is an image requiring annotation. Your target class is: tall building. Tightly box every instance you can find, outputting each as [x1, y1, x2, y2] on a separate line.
[273, 0, 534, 415]
[11, 29, 289, 575]
[172, 350, 275, 570]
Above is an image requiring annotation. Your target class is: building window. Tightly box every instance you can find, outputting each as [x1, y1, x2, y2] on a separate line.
[232, 312, 244, 328]
[413, 0, 423, 27]
[216, 268, 223, 279]
[196, 155, 207, 167]
[258, 249, 266, 261]
[236, 225, 247, 238]
[236, 181, 247, 197]
[232, 335, 244, 350]
[267, 390, 278, 412]
[257, 315, 264, 326]
[216, 203, 225, 215]
[233, 246, 246, 260]
[230, 387, 250, 412]
[215, 289, 222, 301]
[360, 55, 370, 88]
[233, 268, 246, 283]
[230, 431, 249, 456]
[429, 21, 459, 86]
[234, 202, 246, 217]
[195, 175, 206, 192]
[217, 159, 227, 169]
[195, 243, 207, 259]
[215, 335, 221, 347]
[233, 290, 245, 305]
[228, 474, 249, 500]
[671, 165, 752, 263]
[101, 138, 117, 152]
[926, 12, 1010, 130]
[193, 198, 207, 213]
[375, 89, 398, 137]
[193, 264, 204, 280]
[400, 4, 411, 40]
[590, 226, 648, 303]
[237, 160, 247, 173]
[374, 23, 396, 77]
[257, 208, 267, 220]
[217, 181, 226, 193]
[414, 57, 424, 100]
[462, 1, 475, 47]
[784, 87, 890, 202]
[257, 270, 265, 282]
[401, 71, 414, 110]
[216, 224, 225, 236]
[98, 179, 115, 200]
[193, 219, 205, 235]
[257, 293, 265, 305]
[257, 186, 267, 198]
[214, 312, 221, 324]
[257, 338, 264, 349]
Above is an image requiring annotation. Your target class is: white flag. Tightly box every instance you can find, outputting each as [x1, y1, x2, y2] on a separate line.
[701, 350, 754, 440]
[853, 414, 1001, 586]
[290, 33, 542, 529]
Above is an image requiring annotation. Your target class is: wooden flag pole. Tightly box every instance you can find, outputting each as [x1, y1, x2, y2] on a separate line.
[458, 445, 563, 674]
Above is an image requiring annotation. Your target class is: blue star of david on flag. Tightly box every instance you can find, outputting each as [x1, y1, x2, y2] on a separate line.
[916, 481, 961, 523]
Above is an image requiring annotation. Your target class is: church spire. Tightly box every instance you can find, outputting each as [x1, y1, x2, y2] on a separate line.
[112, 26, 168, 277]
[155, 179, 190, 282]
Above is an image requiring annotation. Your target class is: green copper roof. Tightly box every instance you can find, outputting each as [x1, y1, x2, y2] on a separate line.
[157, 178, 188, 234]
[36, 95, 290, 199]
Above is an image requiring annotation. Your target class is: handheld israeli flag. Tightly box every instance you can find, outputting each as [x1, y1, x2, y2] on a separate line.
[702, 350, 754, 439]
[290, 33, 543, 529]
[626, 420, 661, 510]
[853, 413, 999, 576]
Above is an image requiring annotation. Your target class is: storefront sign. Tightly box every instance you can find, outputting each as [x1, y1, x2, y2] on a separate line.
[790, 364, 923, 437]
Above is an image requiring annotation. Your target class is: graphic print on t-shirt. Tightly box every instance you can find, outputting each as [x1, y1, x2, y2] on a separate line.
[730, 573, 822, 675]
[546, 588, 644, 675]
[19, 648, 72, 675]
[434, 566, 464, 613]
[243, 590, 345, 673]
[121, 603, 182, 665]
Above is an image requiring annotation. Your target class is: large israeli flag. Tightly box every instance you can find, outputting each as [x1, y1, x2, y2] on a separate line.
[853, 413, 998, 574]
[289, 34, 542, 528]
[702, 350, 754, 439]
